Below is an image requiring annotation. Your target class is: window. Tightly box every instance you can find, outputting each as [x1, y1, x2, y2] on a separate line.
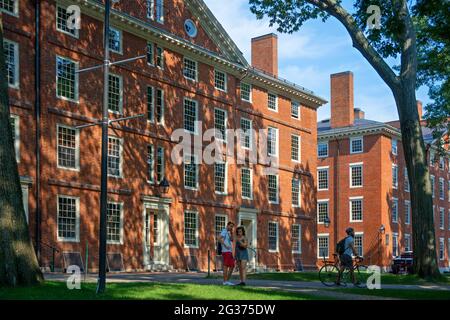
[4, 39, 19, 88]
[268, 93, 278, 111]
[108, 74, 123, 113]
[392, 164, 398, 189]
[107, 137, 122, 177]
[57, 125, 79, 170]
[108, 27, 122, 54]
[214, 70, 227, 91]
[291, 101, 300, 119]
[439, 178, 445, 200]
[354, 233, 363, 257]
[10, 115, 19, 162]
[448, 182, 450, 203]
[317, 200, 329, 224]
[292, 178, 301, 208]
[240, 82, 251, 102]
[268, 175, 279, 204]
[146, 0, 154, 19]
[350, 137, 363, 154]
[241, 168, 252, 199]
[183, 57, 197, 81]
[214, 162, 227, 194]
[57, 195, 79, 241]
[291, 224, 301, 253]
[215, 215, 227, 241]
[147, 43, 154, 65]
[107, 202, 123, 244]
[448, 239, 450, 261]
[153, 213, 159, 245]
[404, 168, 410, 192]
[268, 221, 278, 252]
[155, 88, 164, 124]
[147, 86, 154, 122]
[183, 98, 198, 134]
[184, 154, 198, 189]
[0, 0, 18, 16]
[156, 46, 164, 68]
[184, 211, 198, 247]
[267, 127, 278, 157]
[392, 198, 398, 223]
[214, 108, 227, 141]
[429, 151, 435, 166]
[439, 157, 445, 170]
[439, 207, 445, 230]
[56, 56, 78, 101]
[317, 167, 329, 190]
[439, 238, 445, 260]
[156, 146, 164, 183]
[350, 197, 363, 222]
[391, 139, 398, 155]
[318, 234, 329, 258]
[291, 134, 300, 162]
[404, 234, 411, 252]
[56, 5, 78, 37]
[350, 163, 363, 187]
[147, 144, 154, 183]
[317, 142, 328, 158]
[431, 175, 435, 198]
[240, 118, 252, 150]
[405, 201, 411, 225]
[392, 233, 399, 257]
[155, 0, 164, 23]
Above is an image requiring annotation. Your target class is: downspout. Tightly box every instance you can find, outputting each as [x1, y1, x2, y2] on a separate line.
[34, 0, 41, 260]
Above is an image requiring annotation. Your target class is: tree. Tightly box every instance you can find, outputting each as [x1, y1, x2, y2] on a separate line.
[248, 0, 440, 278]
[0, 17, 43, 286]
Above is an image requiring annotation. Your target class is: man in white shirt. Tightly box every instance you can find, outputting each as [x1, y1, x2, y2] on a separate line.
[218, 221, 235, 285]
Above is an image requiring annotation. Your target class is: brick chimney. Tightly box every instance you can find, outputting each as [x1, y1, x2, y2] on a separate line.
[330, 71, 354, 128]
[417, 100, 423, 121]
[354, 108, 365, 120]
[251, 33, 278, 77]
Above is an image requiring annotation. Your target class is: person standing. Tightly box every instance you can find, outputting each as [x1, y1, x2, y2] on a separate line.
[235, 226, 249, 286]
[218, 221, 235, 285]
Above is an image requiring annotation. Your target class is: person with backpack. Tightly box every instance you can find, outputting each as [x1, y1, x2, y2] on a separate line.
[218, 221, 235, 285]
[335, 227, 360, 286]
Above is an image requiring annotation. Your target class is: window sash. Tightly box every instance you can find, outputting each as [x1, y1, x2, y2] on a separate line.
[214, 70, 227, 91]
[291, 101, 299, 119]
[108, 74, 123, 113]
[291, 224, 301, 253]
[107, 202, 123, 243]
[147, 144, 154, 183]
[350, 199, 363, 221]
[183, 58, 197, 81]
[183, 99, 198, 133]
[0, 0, 18, 15]
[214, 162, 227, 194]
[291, 135, 300, 162]
[241, 168, 252, 199]
[317, 201, 329, 223]
[268, 222, 278, 251]
[57, 196, 79, 241]
[56, 5, 78, 37]
[57, 125, 78, 169]
[350, 137, 363, 153]
[184, 154, 198, 189]
[268, 93, 277, 111]
[318, 143, 328, 158]
[317, 169, 329, 190]
[108, 27, 122, 53]
[292, 178, 301, 207]
[350, 165, 363, 187]
[156, 146, 164, 183]
[240, 118, 252, 149]
[240, 82, 251, 101]
[184, 211, 198, 247]
[268, 175, 278, 203]
[214, 108, 227, 141]
[267, 127, 278, 156]
[56, 56, 78, 101]
[107, 137, 122, 177]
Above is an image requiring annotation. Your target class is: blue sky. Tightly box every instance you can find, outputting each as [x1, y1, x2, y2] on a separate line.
[203, 0, 431, 122]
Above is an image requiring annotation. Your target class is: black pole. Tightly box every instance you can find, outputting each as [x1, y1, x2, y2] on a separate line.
[96, 0, 111, 294]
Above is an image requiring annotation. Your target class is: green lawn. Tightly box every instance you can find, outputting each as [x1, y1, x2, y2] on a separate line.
[0, 281, 329, 300]
[334, 288, 450, 300]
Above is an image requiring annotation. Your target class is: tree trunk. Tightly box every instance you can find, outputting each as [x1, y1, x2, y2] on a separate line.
[394, 82, 441, 279]
[0, 17, 43, 287]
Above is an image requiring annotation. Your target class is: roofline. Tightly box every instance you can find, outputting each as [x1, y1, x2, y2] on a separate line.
[318, 123, 402, 140]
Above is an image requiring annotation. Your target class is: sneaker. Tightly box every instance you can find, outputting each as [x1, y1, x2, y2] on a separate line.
[225, 281, 235, 286]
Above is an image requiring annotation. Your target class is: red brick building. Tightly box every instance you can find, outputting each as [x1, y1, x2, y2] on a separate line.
[317, 71, 450, 272]
[3, 0, 326, 272]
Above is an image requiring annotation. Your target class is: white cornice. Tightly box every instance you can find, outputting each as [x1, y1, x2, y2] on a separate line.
[318, 124, 402, 140]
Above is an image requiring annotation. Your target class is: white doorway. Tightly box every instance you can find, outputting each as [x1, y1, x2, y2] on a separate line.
[239, 209, 258, 270]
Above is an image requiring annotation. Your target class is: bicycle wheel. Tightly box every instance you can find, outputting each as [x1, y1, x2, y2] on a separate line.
[354, 265, 369, 288]
[319, 264, 339, 287]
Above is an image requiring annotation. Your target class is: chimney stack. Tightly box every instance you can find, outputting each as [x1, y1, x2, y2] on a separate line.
[330, 71, 354, 128]
[354, 108, 365, 120]
[417, 100, 423, 121]
[251, 33, 278, 77]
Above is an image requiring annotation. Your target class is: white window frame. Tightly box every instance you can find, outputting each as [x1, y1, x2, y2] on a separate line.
[439, 207, 445, 230]
[317, 233, 329, 259]
[183, 57, 198, 82]
[106, 201, 124, 245]
[107, 136, 123, 178]
[147, 144, 155, 184]
[56, 195, 80, 242]
[391, 138, 398, 155]
[214, 161, 228, 195]
[4, 38, 19, 89]
[156, 146, 165, 183]
[0, 0, 19, 17]
[155, 45, 164, 69]
[268, 174, 279, 204]
[155, 88, 164, 125]
[215, 214, 228, 241]
[404, 234, 411, 252]
[108, 73, 123, 114]
[214, 108, 227, 142]
[10, 114, 20, 162]
[317, 141, 328, 158]
[392, 197, 399, 223]
[184, 153, 199, 190]
[354, 232, 364, 257]
[392, 232, 399, 257]
[349, 162, 363, 188]
[214, 69, 227, 92]
[317, 166, 329, 191]
[56, 124, 80, 171]
[405, 200, 411, 225]
[349, 196, 364, 222]
[147, 42, 154, 66]
[56, 55, 79, 103]
[291, 134, 301, 163]
[240, 117, 252, 150]
[268, 221, 279, 253]
[240, 82, 252, 102]
[439, 237, 445, 260]
[350, 136, 363, 154]
[291, 101, 300, 119]
[291, 224, 301, 254]
[184, 210, 199, 249]
[431, 175, 435, 198]
[183, 98, 199, 135]
[392, 164, 398, 189]
[241, 167, 253, 200]
[56, 5, 79, 38]
[267, 126, 278, 157]
[155, 0, 164, 24]
[267, 92, 278, 112]
[291, 178, 301, 208]
[439, 178, 445, 200]
[317, 199, 329, 224]
[146, 0, 154, 20]
[108, 27, 123, 54]
[404, 168, 410, 192]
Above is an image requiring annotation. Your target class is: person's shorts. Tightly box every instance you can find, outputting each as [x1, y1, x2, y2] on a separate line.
[222, 252, 235, 267]
[340, 254, 353, 268]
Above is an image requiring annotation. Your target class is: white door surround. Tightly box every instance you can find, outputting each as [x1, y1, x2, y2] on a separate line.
[238, 208, 258, 269]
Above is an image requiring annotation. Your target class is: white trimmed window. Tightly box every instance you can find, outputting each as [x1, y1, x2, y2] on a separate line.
[214, 70, 227, 91]
[391, 138, 397, 155]
[155, 0, 164, 23]
[439, 238, 445, 260]
[350, 163, 363, 188]
[147, 42, 154, 65]
[215, 215, 227, 241]
[448, 181, 450, 203]
[439, 157, 445, 170]
[268, 92, 278, 111]
[56, 5, 78, 37]
[146, 0, 154, 19]
[292, 178, 301, 208]
[108, 27, 122, 54]
[404, 168, 410, 192]
[291, 134, 300, 162]
[317, 167, 329, 190]
[4, 39, 19, 88]
[240, 118, 252, 150]
[267, 127, 278, 157]
[183, 57, 197, 81]
[291, 224, 301, 253]
[57, 195, 79, 242]
[431, 175, 435, 198]
[350, 136, 363, 154]
[429, 151, 435, 166]
[350, 197, 363, 222]
[10, 115, 20, 162]
[156, 46, 164, 69]
[156, 146, 164, 183]
[107, 202, 123, 244]
[291, 101, 300, 119]
[404, 234, 411, 252]
[183, 98, 198, 134]
[439, 207, 445, 230]
[57, 125, 79, 170]
[155, 88, 164, 124]
[107, 136, 122, 177]
[0, 0, 18, 16]
[147, 86, 154, 122]
[354, 233, 364, 257]
[318, 234, 329, 258]
[392, 233, 399, 257]
[405, 200, 411, 225]
[268, 174, 279, 204]
[56, 56, 78, 101]
[240, 82, 251, 102]
[318, 142, 328, 158]
[214, 108, 227, 141]
[184, 153, 198, 190]
[317, 200, 329, 224]
[392, 164, 398, 189]
[214, 162, 227, 194]
[184, 211, 198, 248]
[268, 221, 279, 252]
[392, 198, 398, 223]
[241, 167, 252, 199]
[147, 144, 154, 183]
[108, 74, 123, 114]
[439, 178, 445, 200]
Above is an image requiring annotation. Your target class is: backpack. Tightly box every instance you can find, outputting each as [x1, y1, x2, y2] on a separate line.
[336, 236, 349, 255]
[216, 241, 222, 255]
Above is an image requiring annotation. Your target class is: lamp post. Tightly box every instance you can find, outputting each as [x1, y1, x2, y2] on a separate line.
[158, 176, 170, 195]
[378, 224, 385, 268]
[324, 216, 331, 229]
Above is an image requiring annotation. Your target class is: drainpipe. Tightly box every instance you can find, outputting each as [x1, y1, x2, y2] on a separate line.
[34, 0, 42, 260]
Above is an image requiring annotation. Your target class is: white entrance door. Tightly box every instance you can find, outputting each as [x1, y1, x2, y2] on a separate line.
[239, 211, 257, 270]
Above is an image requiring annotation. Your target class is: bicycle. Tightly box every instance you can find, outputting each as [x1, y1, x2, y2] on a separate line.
[319, 253, 368, 288]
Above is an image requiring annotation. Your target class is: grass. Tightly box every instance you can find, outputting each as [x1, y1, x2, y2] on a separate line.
[334, 288, 450, 300]
[0, 281, 329, 300]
